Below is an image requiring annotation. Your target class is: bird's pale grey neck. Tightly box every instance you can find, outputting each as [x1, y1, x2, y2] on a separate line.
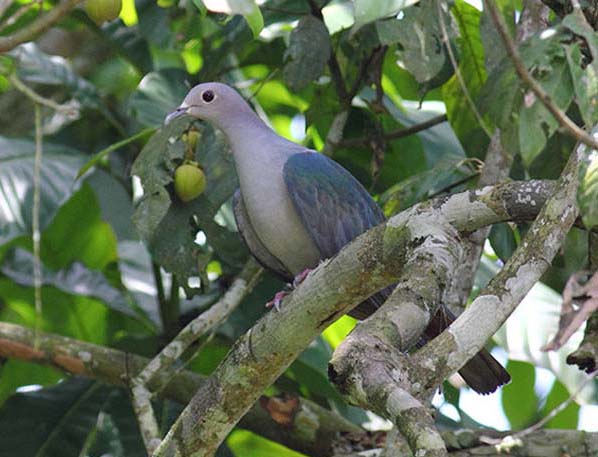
[216, 106, 303, 162]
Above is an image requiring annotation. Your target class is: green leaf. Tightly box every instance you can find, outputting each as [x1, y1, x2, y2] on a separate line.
[0, 378, 111, 457]
[489, 223, 517, 262]
[540, 379, 580, 429]
[202, 0, 256, 15]
[380, 157, 478, 214]
[128, 69, 190, 127]
[227, 429, 307, 457]
[578, 148, 598, 229]
[9, 43, 102, 111]
[131, 116, 242, 280]
[380, 0, 454, 86]
[442, 0, 489, 155]
[283, 16, 331, 92]
[0, 248, 143, 320]
[0, 137, 85, 246]
[353, 0, 419, 29]
[501, 360, 538, 429]
[493, 280, 596, 404]
[41, 184, 118, 270]
[565, 43, 598, 127]
[0, 360, 62, 407]
[243, 3, 263, 38]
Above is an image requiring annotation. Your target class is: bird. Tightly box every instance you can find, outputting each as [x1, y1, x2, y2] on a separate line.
[166, 82, 510, 394]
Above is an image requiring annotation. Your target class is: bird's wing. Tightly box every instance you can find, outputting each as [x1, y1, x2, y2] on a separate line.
[233, 190, 293, 282]
[283, 151, 385, 259]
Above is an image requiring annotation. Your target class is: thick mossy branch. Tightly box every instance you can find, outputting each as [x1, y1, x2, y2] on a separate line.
[153, 178, 568, 457]
[413, 148, 580, 394]
[0, 322, 359, 457]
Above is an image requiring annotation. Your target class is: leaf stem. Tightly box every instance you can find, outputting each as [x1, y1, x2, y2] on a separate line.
[33, 103, 43, 349]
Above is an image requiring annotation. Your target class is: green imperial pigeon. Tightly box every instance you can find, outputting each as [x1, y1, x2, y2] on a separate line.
[166, 82, 510, 394]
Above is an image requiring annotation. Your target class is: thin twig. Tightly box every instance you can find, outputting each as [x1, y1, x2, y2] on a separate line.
[0, 0, 39, 31]
[513, 371, 597, 438]
[8, 73, 78, 114]
[437, 0, 493, 138]
[33, 103, 43, 350]
[131, 260, 262, 454]
[485, 0, 598, 150]
[0, 0, 82, 52]
[336, 113, 448, 148]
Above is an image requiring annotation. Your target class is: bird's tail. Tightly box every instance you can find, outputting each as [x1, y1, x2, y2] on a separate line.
[424, 305, 510, 394]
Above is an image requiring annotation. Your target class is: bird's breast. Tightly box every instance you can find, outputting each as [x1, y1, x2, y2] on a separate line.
[236, 156, 321, 276]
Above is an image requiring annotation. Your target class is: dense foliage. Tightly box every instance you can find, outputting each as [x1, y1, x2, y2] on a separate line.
[0, 0, 597, 455]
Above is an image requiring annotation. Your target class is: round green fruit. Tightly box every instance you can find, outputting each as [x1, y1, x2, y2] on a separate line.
[86, 0, 122, 24]
[157, 0, 176, 8]
[174, 163, 206, 202]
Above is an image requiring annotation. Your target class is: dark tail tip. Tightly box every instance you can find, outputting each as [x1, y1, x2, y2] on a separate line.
[458, 348, 511, 395]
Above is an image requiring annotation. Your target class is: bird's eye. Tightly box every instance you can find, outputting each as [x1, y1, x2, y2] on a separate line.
[202, 90, 215, 103]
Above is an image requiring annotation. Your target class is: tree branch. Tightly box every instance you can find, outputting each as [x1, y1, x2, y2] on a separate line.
[485, 0, 598, 150]
[0, 0, 83, 52]
[0, 321, 360, 457]
[414, 143, 581, 393]
[335, 114, 448, 149]
[131, 259, 262, 455]
[152, 178, 566, 457]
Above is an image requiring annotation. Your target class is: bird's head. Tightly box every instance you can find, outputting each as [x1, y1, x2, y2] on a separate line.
[165, 82, 247, 127]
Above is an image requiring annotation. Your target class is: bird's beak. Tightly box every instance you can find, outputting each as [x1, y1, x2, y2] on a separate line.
[164, 103, 189, 124]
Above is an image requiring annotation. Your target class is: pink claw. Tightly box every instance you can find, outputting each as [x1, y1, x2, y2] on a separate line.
[266, 290, 289, 311]
[292, 268, 313, 288]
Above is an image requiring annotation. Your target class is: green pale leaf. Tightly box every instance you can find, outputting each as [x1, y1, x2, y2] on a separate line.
[0, 248, 143, 320]
[40, 184, 118, 270]
[243, 3, 263, 38]
[540, 379, 580, 429]
[202, 0, 256, 15]
[8, 43, 102, 111]
[489, 223, 517, 262]
[578, 147, 598, 229]
[501, 360, 538, 429]
[131, 116, 242, 280]
[283, 16, 331, 92]
[128, 69, 190, 127]
[0, 378, 111, 457]
[442, 0, 489, 155]
[0, 137, 85, 246]
[381, 0, 454, 86]
[97, 18, 152, 74]
[0, 360, 62, 407]
[380, 157, 478, 214]
[565, 43, 598, 127]
[227, 429, 306, 457]
[0, 276, 148, 343]
[493, 278, 596, 404]
[353, 0, 419, 29]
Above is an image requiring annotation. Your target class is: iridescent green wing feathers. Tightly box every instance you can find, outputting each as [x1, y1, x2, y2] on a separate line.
[283, 151, 385, 259]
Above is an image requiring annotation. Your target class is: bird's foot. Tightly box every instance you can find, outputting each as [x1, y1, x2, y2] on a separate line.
[266, 269, 313, 311]
[266, 290, 290, 311]
[292, 268, 313, 288]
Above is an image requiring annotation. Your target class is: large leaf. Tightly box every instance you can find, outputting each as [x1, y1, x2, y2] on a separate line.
[131, 115, 242, 280]
[0, 248, 141, 320]
[283, 16, 331, 92]
[353, 0, 419, 29]
[378, 1, 454, 86]
[0, 137, 85, 246]
[8, 43, 102, 112]
[442, 0, 489, 156]
[492, 274, 596, 403]
[128, 69, 190, 128]
[0, 378, 111, 457]
[0, 360, 62, 407]
[577, 144, 598, 229]
[501, 360, 538, 429]
[40, 183, 118, 270]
